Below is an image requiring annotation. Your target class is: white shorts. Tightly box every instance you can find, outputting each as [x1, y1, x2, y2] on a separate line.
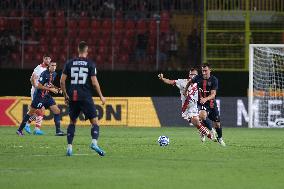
[181, 102, 199, 121]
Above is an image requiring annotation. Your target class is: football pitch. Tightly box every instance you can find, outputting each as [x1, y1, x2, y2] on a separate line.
[0, 126, 284, 189]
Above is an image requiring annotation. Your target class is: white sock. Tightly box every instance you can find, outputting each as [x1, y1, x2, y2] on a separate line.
[92, 139, 97, 146]
[34, 127, 40, 131]
[67, 144, 72, 149]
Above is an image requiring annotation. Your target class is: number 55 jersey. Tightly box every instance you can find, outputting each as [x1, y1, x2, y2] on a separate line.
[63, 57, 97, 101]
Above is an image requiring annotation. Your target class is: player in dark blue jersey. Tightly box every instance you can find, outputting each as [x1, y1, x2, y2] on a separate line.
[185, 64, 226, 146]
[16, 62, 65, 136]
[60, 41, 106, 156]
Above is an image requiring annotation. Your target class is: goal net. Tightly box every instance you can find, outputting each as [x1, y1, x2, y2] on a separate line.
[249, 44, 284, 128]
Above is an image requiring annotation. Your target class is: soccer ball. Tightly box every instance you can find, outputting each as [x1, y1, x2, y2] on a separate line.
[157, 136, 170, 146]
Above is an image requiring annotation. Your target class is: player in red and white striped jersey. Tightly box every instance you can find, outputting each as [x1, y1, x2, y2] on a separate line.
[24, 54, 50, 135]
[158, 68, 215, 142]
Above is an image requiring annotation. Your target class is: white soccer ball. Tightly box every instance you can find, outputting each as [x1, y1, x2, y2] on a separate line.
[157, 136, 170, 146]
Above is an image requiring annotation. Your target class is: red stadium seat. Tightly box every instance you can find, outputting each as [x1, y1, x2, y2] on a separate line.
[24, 54, 32, 63]
[9, 10, 20, 17]
[51, 37, 60, 45]
[91, 19, 100, 31]
[33, 18, 43, 32]
[137, 20, 147, 34]
[90, 30, 100, 39]
[0, 18, 7, 31]
[161, 11, 170, 20]
[67, 19, 77, 30]
[35, 53, 42, 62]
[55, 29, 65, 37]
[44, 29, 55, 37]
[45, 19, 54, 29]
[56, 18, 65, 28]
[95, 54, 104, 64]
[87, 38, 96, 45]
[125, 30, 135, 39]
[115, 11, 123, 19]
[160, 20, 169, 33]
[68, 29, 78, 38]
[101, 30, 111, 39]
[79, 19, 90, 29]
[59, 54, 66, 64]
[8, 18, 21, 30]
[149, 19, 157, 31]
[56, 10, 65, 18]
[80, 11, 88, 18]
[98, 39, 108, 47]
[148, 45, 156, 54]
[102, 19, 111, 30]
[125, 20, 135, 30]
[120, 54, 129, 64]
[114, 19, 124, 30]
[78, 29, 89, 41]
[98, 47, 106, 55]
[45, 11, 54, 18]
[27, 46, 34, 53]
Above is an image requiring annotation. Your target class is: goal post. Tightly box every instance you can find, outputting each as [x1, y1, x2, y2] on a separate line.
[249, 44, 284, 128]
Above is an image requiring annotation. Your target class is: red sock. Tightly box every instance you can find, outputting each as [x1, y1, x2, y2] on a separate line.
[197, 124, 212, 139]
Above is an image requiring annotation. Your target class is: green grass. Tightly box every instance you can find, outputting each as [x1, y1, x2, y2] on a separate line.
[1, 126, 284, 189]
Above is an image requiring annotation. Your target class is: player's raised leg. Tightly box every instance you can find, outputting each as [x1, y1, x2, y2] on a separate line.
[90, 118, 105, 156]
[16, 108, 37, 136]
[33, 108, 45, 135]
[83, 100, 105, 156]
[199, 109, 217, 142]
[191, 116, 213, 141]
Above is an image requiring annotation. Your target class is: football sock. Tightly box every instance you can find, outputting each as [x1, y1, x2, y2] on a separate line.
[18, 114, 31, 131]
[91, 124, 100, 140]
[197, 124, 212, 139]
[92, 139, 98, 146]
[67, 124, 75, 144]
[28, 115, 36, 123]
[54, 114, 61, 132]
[203, 117, 212, 131]
[216, 127, 222, 139]
[35, 115, 43, 128]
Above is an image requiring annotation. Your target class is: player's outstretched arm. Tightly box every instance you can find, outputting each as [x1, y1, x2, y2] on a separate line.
[60, 73, 69, 104]
[158, 73, 175, 85]
[91, 76, 105, 105]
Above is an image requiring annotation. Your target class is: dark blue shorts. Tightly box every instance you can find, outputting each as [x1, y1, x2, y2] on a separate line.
[31, 95, 56, 109]
[68, 99, 97, 121]
[198, 105, 220, 122]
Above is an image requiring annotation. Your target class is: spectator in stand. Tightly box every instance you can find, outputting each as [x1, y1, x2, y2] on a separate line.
[187, 28, 200, 67]
[135, 32, 148, 64]
[167, 26, 178, 70]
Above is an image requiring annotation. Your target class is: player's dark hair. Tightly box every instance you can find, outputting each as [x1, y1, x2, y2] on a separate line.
[201, 63, 211, 69]
[78, 41, 88, 53]
[43, 54, 50, 58]
[190, 67, 198, 72]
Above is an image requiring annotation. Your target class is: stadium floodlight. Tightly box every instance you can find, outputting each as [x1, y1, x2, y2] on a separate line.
[249, 44, 284, 128]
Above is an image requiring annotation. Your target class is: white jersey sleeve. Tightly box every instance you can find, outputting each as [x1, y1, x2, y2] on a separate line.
[174, 79, 187, 90]
[31, 65, 47, 87]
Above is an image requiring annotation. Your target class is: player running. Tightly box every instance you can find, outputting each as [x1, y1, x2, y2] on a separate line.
[185, 64, 226, 146]
[16, 62, 65, 136]
[60, 41, 106, 156]
[24, 54, 50, 135]
[158, 68, 215, 142]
